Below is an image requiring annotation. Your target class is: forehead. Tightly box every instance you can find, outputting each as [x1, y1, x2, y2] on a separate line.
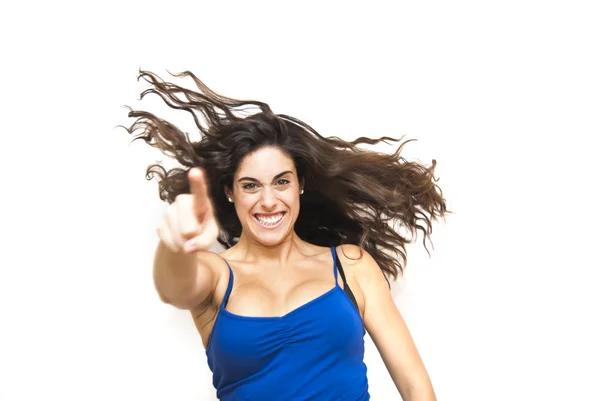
[235, 147, 296, 179]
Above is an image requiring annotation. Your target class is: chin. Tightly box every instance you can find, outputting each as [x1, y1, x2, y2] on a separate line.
[253, 229, 291, 247]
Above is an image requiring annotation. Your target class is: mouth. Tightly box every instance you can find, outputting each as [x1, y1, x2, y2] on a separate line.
[254, 212, 286, 229]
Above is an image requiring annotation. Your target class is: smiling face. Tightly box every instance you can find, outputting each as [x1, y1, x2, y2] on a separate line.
[228, 146, 303, 247]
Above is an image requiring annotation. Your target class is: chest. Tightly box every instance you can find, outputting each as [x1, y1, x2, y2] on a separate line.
[207, 286, 365, 381]
[225, 262, 339, 318]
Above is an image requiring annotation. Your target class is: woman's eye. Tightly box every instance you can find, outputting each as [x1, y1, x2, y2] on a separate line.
[276, 179, 290, 186]
[243, 183, 258, 190]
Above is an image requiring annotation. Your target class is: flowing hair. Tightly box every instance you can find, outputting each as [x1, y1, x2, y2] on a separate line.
[121, 70, 448, 281]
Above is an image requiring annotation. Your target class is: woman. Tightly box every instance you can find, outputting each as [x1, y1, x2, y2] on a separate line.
[124, 70, 448, 400]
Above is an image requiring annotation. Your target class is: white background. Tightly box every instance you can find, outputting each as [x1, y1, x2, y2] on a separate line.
[1, 1, 599, 400]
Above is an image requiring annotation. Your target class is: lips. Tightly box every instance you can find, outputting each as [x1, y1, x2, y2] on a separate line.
[254, 212, 286, 227]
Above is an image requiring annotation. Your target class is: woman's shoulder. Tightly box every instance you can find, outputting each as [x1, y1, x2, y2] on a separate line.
[197, 250, 233, 300]
[335, 244, 382, 282]
[335, 244, 367, 266]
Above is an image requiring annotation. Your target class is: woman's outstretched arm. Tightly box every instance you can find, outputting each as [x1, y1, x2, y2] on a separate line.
[153, 168, 222, 310]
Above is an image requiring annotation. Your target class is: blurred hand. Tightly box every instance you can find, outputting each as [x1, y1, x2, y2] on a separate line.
[156, 168, 220, 253]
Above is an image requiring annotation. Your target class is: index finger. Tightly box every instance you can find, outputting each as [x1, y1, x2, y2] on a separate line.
[188, 167, 211, 214]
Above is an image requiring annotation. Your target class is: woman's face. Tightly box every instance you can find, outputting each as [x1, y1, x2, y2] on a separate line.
[229, 146, 303, 247]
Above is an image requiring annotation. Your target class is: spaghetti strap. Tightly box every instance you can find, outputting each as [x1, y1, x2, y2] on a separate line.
[330, 246, 339, 286]
[217, 255, 235, 309]
[331, 245, 359, 311]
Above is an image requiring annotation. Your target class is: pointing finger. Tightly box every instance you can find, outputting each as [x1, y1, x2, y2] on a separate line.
[188, 168, 211, 215]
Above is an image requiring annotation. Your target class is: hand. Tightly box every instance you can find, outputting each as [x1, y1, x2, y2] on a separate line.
[156, 168, 220, 254]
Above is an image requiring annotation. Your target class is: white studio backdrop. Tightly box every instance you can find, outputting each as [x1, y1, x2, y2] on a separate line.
[1, 1, 599, 400]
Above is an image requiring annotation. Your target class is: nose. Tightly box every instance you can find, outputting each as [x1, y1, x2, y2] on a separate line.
[260, 188, 277, 209]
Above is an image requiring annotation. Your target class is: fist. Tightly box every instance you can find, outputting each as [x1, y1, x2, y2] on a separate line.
[156, 168, 220, 253]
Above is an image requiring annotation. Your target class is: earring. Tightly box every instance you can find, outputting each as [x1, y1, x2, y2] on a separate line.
[300, 189, 304, 195]
[228, 197, 233, 203]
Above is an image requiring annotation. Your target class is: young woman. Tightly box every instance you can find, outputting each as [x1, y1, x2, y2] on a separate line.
[124, 70, 448, 400]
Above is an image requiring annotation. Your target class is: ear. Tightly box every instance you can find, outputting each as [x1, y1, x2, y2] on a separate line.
[224, 186, 233, 200]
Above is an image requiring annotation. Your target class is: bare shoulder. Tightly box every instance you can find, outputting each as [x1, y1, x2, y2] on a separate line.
[336, 244, 377, 271]
[200, 250, 230, 274]
[335, 244, 386, 287]
[187, 251, 229, 316]
[197, 250, 231, 306]
[188, 251, 231, 347]
[336, 244, 365, 265]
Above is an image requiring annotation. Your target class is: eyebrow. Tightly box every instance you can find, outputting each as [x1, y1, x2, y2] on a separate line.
[237, 170, 293, 183]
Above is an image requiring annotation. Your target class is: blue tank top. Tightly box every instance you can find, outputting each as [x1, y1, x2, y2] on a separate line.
[206, 246, 370, 400]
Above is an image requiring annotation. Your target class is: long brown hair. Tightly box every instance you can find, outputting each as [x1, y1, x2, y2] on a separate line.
[122, 70, 448, 281]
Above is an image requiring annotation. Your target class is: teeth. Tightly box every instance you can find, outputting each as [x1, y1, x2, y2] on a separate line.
[256, 213, 284, 226]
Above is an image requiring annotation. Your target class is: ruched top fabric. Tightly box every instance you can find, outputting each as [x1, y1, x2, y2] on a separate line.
[206, 246, 370, 401]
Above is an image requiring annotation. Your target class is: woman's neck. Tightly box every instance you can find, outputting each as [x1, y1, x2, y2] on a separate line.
[233, 231, 306, 265]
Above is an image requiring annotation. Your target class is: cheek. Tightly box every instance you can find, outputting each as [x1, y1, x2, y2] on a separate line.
[236, 197, 257, 214]
[283, 193, 301, 210]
